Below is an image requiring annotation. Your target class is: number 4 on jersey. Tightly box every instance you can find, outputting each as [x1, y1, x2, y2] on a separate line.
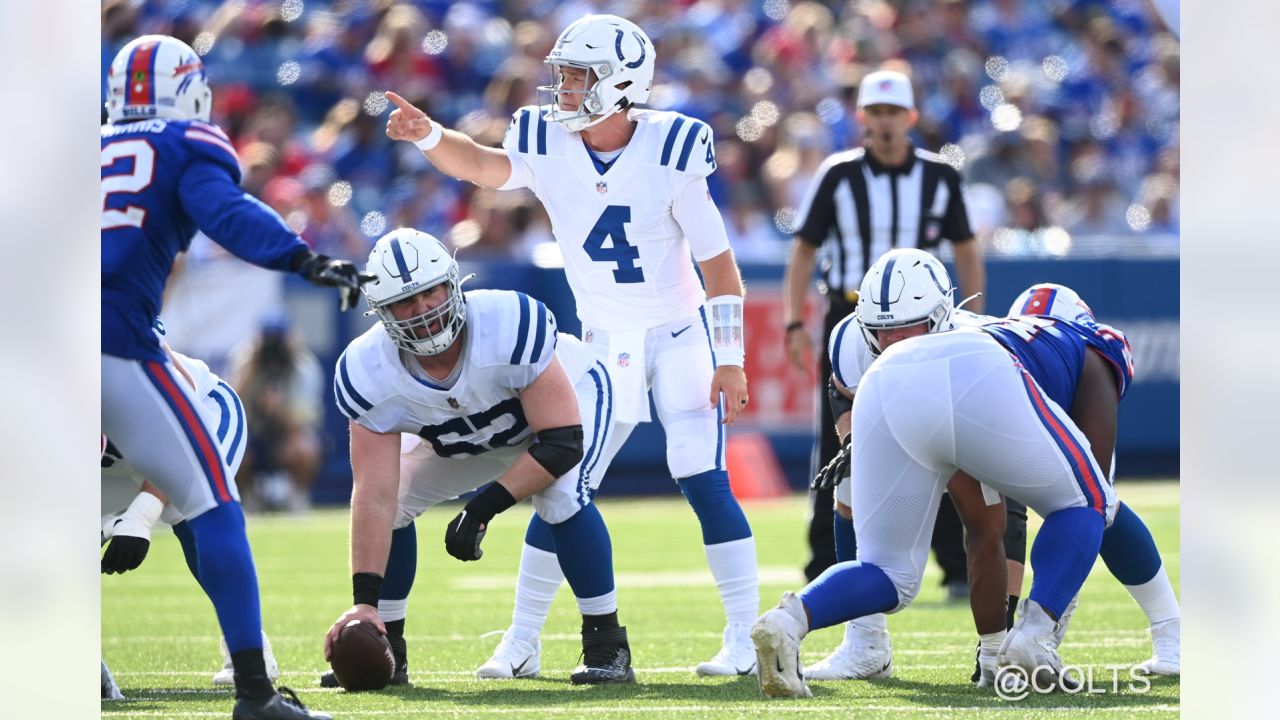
[583, 205, 644, 284]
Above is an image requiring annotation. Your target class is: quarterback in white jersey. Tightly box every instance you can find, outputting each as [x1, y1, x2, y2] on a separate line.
[101, 341, 281, 691]
[322, 229, 634, 687]
[383, 13, 759, 677]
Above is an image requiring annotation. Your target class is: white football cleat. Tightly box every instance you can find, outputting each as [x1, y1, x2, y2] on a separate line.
[1135, 618, 1180, 676]
[213, 632, 279, 686]
[101, 659, 124, 700]
[998, 598, 1069, 690]
[751, 592, 812, 698]
[696, 622, 757, 676]
[1048, 595, 1078, 651]
[476, 629, 541, 679]
[805, 621, 893, 680]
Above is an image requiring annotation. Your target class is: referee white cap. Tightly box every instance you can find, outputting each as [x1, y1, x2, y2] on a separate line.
[857, 70, 915, 110]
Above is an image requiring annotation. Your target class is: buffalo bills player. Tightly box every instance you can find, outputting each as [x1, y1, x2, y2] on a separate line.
[753, 251, 1119, 697]
[102, 34, 368, 719]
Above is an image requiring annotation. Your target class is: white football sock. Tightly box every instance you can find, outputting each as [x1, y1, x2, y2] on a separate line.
[847, 612, 888, 636]
[705, 536, 760, 627]
[512, 543, 564, 640]
[575, 589, 618, 617]
[377, 598, 408, 624]
[1125, 564, 1180, 625]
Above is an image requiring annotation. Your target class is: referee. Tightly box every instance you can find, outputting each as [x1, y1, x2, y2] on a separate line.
[783, 70, 986, 586]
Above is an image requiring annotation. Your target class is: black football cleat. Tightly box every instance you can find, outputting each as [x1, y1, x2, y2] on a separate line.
[570, 625, 636, 685]
[320, 636, 409, 688]
[232, 687, 332, 720]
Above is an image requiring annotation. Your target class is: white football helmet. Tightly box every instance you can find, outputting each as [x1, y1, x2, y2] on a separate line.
[856, 248, 955, 355]
[1008, 283, 1095, 323]
[106, 35, 212, 123]
[364, 229, 469, 356]
[539, 15, 655, 132]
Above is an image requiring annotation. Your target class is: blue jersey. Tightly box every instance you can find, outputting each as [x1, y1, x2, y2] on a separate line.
[101, 118, 309, 361]
[979, 316, 1135, 410]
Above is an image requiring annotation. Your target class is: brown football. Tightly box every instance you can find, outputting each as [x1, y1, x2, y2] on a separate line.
[329, 620, 395, 691]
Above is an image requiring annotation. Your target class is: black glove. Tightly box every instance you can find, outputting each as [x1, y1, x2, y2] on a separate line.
[811, 437, 851, 491]
[298, 252, 377, 312]
[444, 509, 488, 561]
[444, 483, 517, 561]
[101, 535, 150, 574]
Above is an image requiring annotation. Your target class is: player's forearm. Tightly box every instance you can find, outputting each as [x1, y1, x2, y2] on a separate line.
[784, 239, 818, 324]
[947, 472, 1007, 635]
[835, 410, 851, 443]
[349, 480, 396, 577]
[495, 454, 556, 502]
[422, 130, 513, 189]
[953, 240, 985, 313]
[697, 249, 745, 298]
[347, 425, 401, 577]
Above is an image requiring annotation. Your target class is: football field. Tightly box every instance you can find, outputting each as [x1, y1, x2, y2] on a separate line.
[103, 481, 1180, 719]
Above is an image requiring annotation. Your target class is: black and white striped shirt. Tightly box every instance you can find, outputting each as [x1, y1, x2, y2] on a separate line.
[794, 146, 974, 298]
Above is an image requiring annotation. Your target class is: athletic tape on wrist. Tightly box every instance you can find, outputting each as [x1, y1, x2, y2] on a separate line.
[706, 295, 745, 367]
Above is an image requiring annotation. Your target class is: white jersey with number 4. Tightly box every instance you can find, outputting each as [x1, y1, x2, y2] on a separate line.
[501, 106, 729, 332]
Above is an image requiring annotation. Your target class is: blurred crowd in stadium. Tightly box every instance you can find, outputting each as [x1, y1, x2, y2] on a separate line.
[103, 0, 1179, 265]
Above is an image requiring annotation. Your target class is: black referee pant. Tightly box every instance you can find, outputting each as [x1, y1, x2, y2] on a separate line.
[803, 295, 970, 589]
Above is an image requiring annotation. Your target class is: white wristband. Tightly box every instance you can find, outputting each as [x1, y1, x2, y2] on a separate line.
[706, 295, 745, 368]
[413, 121, 443, 152]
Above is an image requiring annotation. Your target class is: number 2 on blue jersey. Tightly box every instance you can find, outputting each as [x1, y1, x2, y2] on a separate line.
[584, 205, 644, 284]
[101, 139, 156, 230]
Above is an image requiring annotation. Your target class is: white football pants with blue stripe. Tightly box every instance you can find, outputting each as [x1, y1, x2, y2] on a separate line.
[103, 377, 246, 521]
[508, 310, 760, 657]
[393, 360, 616, 528]
[849, 331, 1116, 612]
[101, 354, 238, 519]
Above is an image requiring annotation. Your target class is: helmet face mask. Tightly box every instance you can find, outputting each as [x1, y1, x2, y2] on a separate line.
[106, 35, 212, 124]
[855, 249, 956, 356]
[538, 15, 654, 132]
[364, 230, 468, 357]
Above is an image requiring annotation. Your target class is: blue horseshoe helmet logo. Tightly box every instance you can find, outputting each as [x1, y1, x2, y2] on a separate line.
[615, 29, 646, 69]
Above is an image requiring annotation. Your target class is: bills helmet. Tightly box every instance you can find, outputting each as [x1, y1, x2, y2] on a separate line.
[106, 35, 212, 123]
[1008, 283, 1095, 323]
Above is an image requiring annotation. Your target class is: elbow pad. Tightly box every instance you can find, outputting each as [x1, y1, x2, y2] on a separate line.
[528, 425, 585, 479]
[827, 376, 853, 421]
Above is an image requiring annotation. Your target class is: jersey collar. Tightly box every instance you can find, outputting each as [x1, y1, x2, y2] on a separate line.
[865, 145, 917, 177]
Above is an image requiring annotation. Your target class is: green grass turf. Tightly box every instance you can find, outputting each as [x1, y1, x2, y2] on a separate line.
[103, 481, 1180, 718]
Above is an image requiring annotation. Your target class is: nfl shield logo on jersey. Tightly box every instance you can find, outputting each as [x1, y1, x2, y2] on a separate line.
[447, 397, 460, 409]
[596, 181, 608, 195]
[617, 352, 630, 367]
[584, 329, 594, 343]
